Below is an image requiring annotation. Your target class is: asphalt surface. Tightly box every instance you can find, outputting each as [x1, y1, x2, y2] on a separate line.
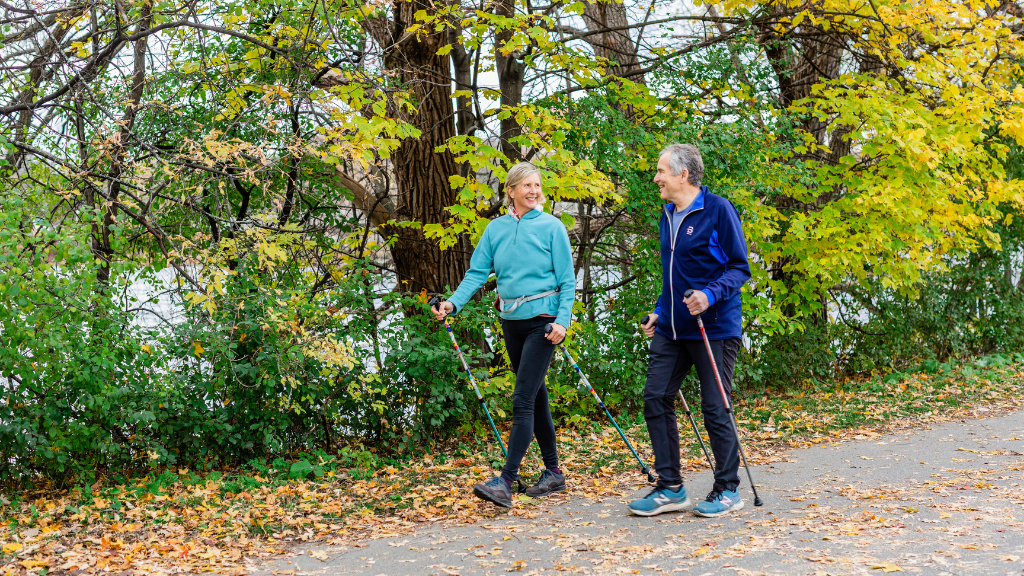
[254, 409, 1024, 575]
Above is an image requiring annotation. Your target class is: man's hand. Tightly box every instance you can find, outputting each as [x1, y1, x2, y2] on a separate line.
[432, 300, 454, 321]
[684, 290, 709, 316]
[642, 314, 658, 338]
[545, 323, 567, 345]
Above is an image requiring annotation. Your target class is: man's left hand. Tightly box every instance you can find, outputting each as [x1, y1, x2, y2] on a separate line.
[684, 290, 709, 316]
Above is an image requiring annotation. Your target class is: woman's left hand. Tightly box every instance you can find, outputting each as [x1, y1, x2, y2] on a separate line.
[545, 322, 566, 345]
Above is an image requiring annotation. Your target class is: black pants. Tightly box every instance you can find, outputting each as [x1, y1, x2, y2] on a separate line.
[500, 316, 558, 483]
[644, 333, 741, 490]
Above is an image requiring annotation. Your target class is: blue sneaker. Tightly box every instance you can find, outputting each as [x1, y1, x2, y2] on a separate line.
[627, 485, 691, 516]
[693, 488, 743, 517]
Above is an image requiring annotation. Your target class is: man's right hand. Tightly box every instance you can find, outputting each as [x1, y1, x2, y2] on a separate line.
[432, 300, 455, 321]
[642, 313, 658, 338]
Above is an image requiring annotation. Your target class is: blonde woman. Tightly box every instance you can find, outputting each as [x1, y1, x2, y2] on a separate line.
[432, 162, 575, 507]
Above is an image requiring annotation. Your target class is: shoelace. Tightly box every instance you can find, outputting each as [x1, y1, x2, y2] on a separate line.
[644, 486, 675, 499]
[704, 489, 723, 503]
[486, 476, 506, 488]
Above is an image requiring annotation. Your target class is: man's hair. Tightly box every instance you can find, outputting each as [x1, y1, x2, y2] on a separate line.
[503, 161, 544, 207]
[660, 143, 704, 187]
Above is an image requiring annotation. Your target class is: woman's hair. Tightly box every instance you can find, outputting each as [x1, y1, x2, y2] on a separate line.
[503, 161, 544, 207]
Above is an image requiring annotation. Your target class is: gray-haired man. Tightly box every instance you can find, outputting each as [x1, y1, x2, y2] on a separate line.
[628, 143, 752, 517]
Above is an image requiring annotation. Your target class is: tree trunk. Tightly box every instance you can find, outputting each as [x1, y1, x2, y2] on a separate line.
[495, 0, 526, 162]
[582, 0, 645, 84]
[97, 4, 152, 284]
[361, 3, 467, 295]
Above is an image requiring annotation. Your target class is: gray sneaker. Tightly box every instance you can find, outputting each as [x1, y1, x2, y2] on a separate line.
[473, 476, 514, 507]
[524, 469, 566, 497]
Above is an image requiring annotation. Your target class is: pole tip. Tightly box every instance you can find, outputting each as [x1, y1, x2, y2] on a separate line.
[754, 497, 764, 507]
[644, 468, 656, 483]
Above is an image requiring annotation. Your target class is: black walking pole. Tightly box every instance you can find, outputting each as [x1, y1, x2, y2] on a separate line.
[641, 314, 716, 473]
[430, 297, 526, 493]
[681, 289, 763, 507]
[545, 325, 657, 483]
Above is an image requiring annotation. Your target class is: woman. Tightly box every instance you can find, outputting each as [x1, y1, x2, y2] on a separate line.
[432, 161, 576, 508]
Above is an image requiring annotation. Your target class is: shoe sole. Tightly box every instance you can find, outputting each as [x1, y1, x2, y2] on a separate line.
[473, 485, 513, 508]
[693, 500, 744, 518]
[628, 497, 692, 517]
[524, 484, 567, 498]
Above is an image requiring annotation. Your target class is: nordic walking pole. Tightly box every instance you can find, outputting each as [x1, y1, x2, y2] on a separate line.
[430, 297, 526, 493]
[681, 289, 763, 507]
[545, 325, 657, 483]
[641, 314, 715, 473]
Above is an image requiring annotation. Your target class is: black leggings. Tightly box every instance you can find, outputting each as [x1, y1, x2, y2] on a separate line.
[500, 316, 559, 483]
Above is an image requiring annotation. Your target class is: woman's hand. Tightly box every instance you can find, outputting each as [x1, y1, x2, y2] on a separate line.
[545, 322, 567, 345]
[432, 300, 455, 321]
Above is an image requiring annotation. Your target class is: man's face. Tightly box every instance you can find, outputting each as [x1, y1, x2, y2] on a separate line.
[654, 154, 687, 201]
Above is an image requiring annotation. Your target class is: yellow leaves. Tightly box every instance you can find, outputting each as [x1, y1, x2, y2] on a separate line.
[871, 563, 904, 572]
[303, 334, 357, 374]
[758, 0, 1024, 319]
[2, 542, 22, 554]
[192, 341, 205, 357]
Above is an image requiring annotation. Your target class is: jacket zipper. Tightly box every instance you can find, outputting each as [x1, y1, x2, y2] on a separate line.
[665, 204, 704, 339]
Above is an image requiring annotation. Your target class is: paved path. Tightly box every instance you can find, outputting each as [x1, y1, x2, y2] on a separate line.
[255, 410, 1024, 576]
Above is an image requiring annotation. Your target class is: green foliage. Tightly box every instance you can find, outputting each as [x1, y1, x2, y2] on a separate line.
[0, 194, 166, 482]
[2, 0, 1023, 487]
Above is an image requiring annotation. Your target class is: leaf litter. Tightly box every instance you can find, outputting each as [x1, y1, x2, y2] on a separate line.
[1, 364, 1023, 575]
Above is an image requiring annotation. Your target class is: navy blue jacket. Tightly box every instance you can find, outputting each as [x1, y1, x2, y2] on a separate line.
[653, 187, 751, 340]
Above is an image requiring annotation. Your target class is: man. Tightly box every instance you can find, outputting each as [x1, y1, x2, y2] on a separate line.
[628, 143, 751, 518]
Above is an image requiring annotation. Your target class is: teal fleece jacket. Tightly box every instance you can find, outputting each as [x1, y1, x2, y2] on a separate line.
[448, 208, 576, 328]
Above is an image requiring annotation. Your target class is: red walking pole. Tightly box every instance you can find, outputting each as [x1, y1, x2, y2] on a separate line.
[683, 289, 763, 507]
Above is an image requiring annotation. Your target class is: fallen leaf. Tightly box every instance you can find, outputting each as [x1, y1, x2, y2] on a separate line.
[871, 563, 904, 572]
[311, 550, 330, 561]
[1000, 554, 1020, 562]
[507, 560, 527, 572]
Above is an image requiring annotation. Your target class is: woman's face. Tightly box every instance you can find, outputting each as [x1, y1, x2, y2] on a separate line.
[510, 172, 543, 213]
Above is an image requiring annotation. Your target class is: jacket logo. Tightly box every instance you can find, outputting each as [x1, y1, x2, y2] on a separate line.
[686, 226, 694, 235]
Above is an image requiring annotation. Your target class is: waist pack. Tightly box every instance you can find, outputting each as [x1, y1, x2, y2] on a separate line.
[495, 288, 560, 314]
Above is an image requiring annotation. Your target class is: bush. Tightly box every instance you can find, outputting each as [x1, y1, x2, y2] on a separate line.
[0, 195, 167, 483]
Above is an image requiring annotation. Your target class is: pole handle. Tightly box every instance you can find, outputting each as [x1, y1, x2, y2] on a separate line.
[544, 324, 552, 334]
[428, 296, 441, 311]
[683, 289, 702, 319]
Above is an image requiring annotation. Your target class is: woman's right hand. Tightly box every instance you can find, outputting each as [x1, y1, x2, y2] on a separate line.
[432, 300, 455, 321]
